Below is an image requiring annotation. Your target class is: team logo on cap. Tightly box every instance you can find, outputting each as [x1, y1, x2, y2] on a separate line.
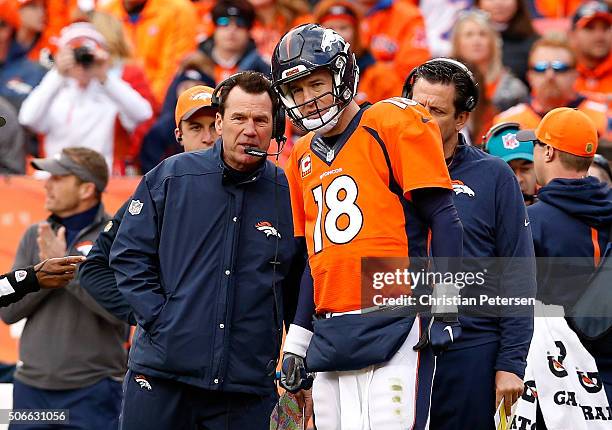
[255, 221, 281, 239]
[191, 92, 212, 102]
[129, 199, 144, 216]
[301, 154, 312, 178]
[586, 143, 594, 154]
[451, 180, 475, 197]
[502, 133, 519, 150]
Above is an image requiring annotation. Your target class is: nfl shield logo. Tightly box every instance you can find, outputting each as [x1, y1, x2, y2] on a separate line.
[502, 133, 519, 150]
[128, 199, 144, 216]
[15, 270, 27, 282]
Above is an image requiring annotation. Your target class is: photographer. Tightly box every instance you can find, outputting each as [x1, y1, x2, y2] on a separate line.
[18, 22, 152, 169]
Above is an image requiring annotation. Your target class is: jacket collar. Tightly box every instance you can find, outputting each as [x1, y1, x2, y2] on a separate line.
[213, 139, 267, 186]
[48, 203, 107, 227]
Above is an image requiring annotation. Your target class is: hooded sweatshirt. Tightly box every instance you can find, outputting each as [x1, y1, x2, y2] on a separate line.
[528, 177, 612, 309]
[528, 176, 612, 392]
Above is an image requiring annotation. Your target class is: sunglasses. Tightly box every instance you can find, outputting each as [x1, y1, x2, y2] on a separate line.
[530, 61, 573, 73]
[215, 16, 249, 29]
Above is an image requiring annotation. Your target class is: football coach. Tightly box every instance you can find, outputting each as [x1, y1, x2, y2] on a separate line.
[110, 71, 305, 429]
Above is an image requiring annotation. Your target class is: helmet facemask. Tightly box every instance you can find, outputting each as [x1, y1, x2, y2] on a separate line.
[275, 49, 358, 135]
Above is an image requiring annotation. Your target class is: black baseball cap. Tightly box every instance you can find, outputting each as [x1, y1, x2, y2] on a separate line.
[212, 0, 255, 29]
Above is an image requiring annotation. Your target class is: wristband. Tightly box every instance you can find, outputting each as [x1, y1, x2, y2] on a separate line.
[283, 324, 313, 357]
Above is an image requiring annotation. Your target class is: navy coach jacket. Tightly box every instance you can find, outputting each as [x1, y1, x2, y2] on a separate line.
[110, 140, 304, 395]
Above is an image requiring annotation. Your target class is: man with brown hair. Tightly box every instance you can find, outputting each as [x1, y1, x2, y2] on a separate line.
[0, 147, 128, 430]
[111, 71, 305, 430]
[519, 108, 612, 403]
[494, 34, 610, 140]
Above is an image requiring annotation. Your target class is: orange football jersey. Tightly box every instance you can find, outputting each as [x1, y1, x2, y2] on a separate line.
[285, 99, 452, 314]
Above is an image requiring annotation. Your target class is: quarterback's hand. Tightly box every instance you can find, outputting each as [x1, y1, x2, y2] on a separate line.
[413, 316, 462, 356]
[280, 353, 313, 393]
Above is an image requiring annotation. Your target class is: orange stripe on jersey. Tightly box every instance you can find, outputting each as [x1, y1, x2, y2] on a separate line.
[285, 99, 451, 313]
[591, 227, 601, 267]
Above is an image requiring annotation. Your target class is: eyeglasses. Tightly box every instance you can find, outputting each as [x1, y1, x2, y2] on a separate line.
[215, 16, 249, 29]
[530, 61, 573, 73]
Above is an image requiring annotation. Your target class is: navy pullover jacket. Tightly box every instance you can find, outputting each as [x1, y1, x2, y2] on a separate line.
[110, 141, 304, 394]
[448, 140, 536, 378]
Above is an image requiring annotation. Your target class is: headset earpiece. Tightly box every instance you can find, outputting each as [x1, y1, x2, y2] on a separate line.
[401, 68, 418, 99]
[482, 121, 520, 149]
[402, 58, 479, 112]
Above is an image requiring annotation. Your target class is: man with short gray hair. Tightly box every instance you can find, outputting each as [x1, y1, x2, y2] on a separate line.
[111, 71, 304, 430]
[0, 147, 128, 430]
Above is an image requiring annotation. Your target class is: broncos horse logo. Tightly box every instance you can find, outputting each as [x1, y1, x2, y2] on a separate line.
[451, 180, 475, 197]
[134, 374, 152, 391]
[255, 222, 282, 239]
[321, 28, 343, 52]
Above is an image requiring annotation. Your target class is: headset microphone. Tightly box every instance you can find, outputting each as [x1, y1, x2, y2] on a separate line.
[243, 136, 287, 158]
[244, 148, 267, 157]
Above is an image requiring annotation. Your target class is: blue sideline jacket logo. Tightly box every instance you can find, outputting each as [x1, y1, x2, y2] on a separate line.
[255, 221, 282, 239]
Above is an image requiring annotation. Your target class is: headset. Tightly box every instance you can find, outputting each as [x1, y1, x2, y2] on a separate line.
[402, 58, 479, 112]
[212, 72, 288, 378]
[211, 71, 287, 155]
[482, 121, 520, 150]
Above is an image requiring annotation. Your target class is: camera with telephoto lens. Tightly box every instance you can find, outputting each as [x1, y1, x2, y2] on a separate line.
[73, 46, 95, 68]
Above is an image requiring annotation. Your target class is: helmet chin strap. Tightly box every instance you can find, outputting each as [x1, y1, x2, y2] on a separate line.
[301, 106, 339, 134]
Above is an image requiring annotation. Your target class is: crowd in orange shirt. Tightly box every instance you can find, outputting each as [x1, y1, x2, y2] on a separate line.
[0, 0, 611, 175]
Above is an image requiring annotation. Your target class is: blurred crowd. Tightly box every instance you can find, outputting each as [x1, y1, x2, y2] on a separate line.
[0, 0, 611, 176]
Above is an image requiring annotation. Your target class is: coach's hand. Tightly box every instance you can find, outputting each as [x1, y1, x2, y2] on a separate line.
[413, 316, 462, 356]
[37, 223, 67, 260]
[495, 371, 523, 416]
[280, 353, 313, 393]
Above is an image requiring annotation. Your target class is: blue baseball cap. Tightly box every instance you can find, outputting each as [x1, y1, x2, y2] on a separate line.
[484, 122, 533, 163]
